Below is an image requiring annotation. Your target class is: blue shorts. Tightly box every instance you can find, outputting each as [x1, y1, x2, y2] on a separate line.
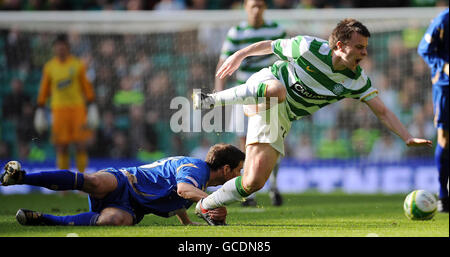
[432, 85, 449, 130]
[88, 168, 145, 224]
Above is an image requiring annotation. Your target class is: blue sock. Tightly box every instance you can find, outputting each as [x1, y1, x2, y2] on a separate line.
[22, 170, 84, 191]
[435, 145, 449, 199]
[42, 212, 99, 226]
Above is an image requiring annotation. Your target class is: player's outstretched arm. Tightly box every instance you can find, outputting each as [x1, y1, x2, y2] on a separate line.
[364, 96, 433, 147]
[177, 182, 209, 202]
[216, 40, 273, 79]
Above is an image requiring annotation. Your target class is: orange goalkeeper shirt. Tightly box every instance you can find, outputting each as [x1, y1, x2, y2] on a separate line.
[37, 55, 95, 108]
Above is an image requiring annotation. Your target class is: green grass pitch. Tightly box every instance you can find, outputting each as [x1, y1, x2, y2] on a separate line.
[0, 192, 448, 237]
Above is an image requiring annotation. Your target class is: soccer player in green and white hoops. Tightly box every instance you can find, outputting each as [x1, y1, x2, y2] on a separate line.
[193, 18, 433, 225]
[215, 0, 286, 207]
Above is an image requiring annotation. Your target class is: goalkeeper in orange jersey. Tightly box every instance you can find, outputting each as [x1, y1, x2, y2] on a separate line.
[34, 34, 99, 174]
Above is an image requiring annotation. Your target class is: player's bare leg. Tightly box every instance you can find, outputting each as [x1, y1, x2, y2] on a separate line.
[96, 207, 134, 226]
[437, 128, 449, 149]
[199, 143, 279, 212]
[82, 171, 118, 199]
[241, 143, 279, 194]
[239, 136, 257, 207]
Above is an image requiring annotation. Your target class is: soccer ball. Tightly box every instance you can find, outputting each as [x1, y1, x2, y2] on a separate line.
[403, 190, 437, 220]
[6, 161, 21, 171]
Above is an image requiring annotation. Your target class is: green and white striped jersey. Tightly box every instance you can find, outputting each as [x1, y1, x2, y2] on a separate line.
[221, 20, 286, 84]
[270, 35, 378, 121]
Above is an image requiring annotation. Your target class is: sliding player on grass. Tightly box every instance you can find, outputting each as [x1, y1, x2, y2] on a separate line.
[193, 18, 433, 225]
[0, 144, 244, 226]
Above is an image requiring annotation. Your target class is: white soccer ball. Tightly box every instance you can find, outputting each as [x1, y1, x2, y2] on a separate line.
[6, 161, 21, 172]
[403, 190, 437, 220]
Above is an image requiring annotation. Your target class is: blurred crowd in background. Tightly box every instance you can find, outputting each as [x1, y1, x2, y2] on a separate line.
[0, 0, 448, 11]
[0, 0, 441, 164]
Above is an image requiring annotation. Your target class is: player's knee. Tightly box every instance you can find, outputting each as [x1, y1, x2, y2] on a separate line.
[275, 87, 286, 103]
[84, 171, 117, 198]
[97, 212, 133, 226]
[97, 215, 121, 226]
[437, 135, 449, 149]
[439, 140, 449, 149]
[437, 129, 449, 149]
[266, 82, 286, 103]
[83, 173, 102, 190]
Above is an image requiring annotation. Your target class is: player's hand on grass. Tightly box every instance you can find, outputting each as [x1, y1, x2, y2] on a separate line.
[405, 138, 433, 147]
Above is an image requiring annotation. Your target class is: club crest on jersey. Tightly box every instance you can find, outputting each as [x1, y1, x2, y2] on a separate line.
[332, 83, 345, 96]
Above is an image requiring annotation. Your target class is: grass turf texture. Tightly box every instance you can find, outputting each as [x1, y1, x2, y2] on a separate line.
[0, 192, 448, 237]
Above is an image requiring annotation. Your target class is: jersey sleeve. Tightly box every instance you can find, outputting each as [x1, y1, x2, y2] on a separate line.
[36, 63, 51, 107]
[175, 164, 205, 190]
[79, 62, 96, 103]
[271, 35, 304, 61]
[417, 11, 446, 69]
[354, 76, 378, 102]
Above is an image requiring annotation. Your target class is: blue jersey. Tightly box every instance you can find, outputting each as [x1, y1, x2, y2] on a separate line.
[418, 8, 449, 87]
[89, 156, 210, 222]
[418, 8, 449, 130]
[122, 156, 210, 216]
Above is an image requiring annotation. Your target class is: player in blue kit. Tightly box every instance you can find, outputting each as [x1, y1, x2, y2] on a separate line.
[418, 8, 449, 213]
[0, 143, 245, 226]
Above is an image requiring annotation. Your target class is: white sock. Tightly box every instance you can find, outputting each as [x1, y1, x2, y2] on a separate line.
[202, 177, 245, 209]
[212, 82, 266, 106]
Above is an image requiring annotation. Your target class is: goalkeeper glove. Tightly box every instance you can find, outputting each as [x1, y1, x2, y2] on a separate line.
[87, 103, 100, 129]
[34, 107, 48, 134]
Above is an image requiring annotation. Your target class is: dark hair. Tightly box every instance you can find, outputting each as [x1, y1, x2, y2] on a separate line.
[53, 34, 69, 46]
[328, 18, 371, 50]
[205, 143, 245, 171]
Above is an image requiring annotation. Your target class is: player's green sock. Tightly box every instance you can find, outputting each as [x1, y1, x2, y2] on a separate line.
[202, 176, 251, 209]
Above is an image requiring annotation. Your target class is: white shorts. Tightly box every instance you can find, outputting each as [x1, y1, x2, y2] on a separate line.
[225, 67, 280, 137]
[244, 68, 292, 156]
